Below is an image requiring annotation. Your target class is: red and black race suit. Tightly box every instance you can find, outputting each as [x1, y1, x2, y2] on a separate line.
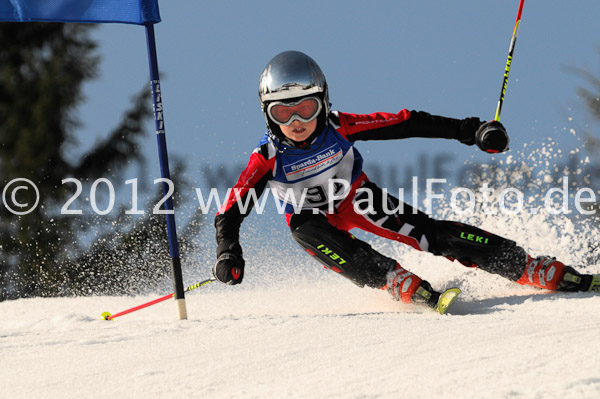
[214, 110, 470, 257]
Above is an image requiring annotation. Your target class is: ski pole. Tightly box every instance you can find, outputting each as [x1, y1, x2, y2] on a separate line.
[494, 0, 525, 122]
[101, 278, 216, 321]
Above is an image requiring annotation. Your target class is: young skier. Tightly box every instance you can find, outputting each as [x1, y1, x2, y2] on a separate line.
[212, 50, 600, 313]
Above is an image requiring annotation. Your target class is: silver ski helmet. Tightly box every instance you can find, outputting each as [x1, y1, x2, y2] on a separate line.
[259, 51, 329, 145]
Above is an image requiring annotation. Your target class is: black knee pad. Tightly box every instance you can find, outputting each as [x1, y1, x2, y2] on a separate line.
[290, 212, 394, 288]
[433, 221, 526, 281]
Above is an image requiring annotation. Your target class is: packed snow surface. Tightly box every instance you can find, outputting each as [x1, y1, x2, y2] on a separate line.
[3, 216, 600, 399]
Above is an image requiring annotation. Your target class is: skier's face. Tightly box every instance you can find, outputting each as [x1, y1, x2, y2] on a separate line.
[279, 118, 317, 143]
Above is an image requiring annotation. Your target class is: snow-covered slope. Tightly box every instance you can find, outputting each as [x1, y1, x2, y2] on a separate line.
[2, 243, 600, 399]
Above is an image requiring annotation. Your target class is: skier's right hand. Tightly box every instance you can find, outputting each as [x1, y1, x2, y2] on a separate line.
[475, 120, 509, 153]
[213, 252, 245, 285]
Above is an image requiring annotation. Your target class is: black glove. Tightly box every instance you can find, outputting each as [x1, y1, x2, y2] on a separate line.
[213, 252, 245, 285]
[475, 120, 509, 153]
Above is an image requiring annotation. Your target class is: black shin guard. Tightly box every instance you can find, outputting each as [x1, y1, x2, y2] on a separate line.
[433, 221, 527, 281]
[290, 213, 395, 288]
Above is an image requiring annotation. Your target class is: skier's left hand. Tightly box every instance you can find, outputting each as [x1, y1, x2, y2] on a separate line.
[475, 120, 509, 153]
[213, 252, 245, 285]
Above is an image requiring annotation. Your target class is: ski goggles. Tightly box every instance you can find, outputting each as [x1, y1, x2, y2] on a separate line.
[266, 96, 322, 126]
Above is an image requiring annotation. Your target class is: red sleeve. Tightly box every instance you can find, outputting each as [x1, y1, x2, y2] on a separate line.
[336, 109, 412, 139]
[214, 150, 274, 257]
[218, 151, 273, 214]
[333, 110, 463, 142]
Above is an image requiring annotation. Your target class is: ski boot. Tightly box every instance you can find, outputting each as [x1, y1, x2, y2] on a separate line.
[385, 263, 421, 303]
[517, 256, 567, 290]
[386, 264, 461, 314]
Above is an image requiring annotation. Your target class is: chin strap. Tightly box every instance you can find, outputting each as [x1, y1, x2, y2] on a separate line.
[270, 131, 319, 152]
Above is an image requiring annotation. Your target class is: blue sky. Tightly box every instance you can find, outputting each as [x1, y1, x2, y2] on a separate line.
[76, 0, 600, 193]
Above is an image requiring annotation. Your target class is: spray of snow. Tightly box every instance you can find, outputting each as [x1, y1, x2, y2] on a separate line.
[2, 140, 600, 398]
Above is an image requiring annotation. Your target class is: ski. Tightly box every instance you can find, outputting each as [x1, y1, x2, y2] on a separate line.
[435, 287, 461, 315]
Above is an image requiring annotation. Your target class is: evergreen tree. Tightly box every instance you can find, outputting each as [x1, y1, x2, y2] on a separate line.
[0, 23, 201, 300]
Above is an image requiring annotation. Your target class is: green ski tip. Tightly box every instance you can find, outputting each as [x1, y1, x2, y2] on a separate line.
[435, 288, 461, 315]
